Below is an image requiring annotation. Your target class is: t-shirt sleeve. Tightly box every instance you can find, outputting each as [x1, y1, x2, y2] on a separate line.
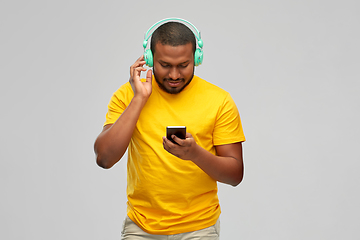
[104, 83, 133, 126]
[213, 93, 246, 145]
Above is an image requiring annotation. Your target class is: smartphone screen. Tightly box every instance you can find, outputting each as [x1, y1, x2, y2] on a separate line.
[166, 126, 186, 144]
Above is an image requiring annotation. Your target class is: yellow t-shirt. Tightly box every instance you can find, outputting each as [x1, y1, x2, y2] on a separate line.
[104, 75, 245, 235]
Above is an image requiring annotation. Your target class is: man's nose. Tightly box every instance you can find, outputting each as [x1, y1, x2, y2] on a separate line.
[169, 67, 180, 80]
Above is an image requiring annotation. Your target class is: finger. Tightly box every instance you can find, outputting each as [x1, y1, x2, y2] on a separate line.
[136, 55, 146, 65]
[130, 67, 147, 85]
[133, 66, 147, 76]
[130, 61, 146, 72]
[163, 136, 171, 145]
[163, 136, 177, 148]
[162, 137, 171, 151]
[138, 55, 144, 61]
[146, 69, 152, 83]
[132, 55, 144, 64]
[186, 132, 193, 138]
[171, 135, 185, 146]
[130, 56, 146, 76]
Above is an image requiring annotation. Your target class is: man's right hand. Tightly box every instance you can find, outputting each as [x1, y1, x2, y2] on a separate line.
[129, 55, 153, 102]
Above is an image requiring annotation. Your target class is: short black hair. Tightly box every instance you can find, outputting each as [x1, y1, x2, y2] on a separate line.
[150, 21, 196, 55]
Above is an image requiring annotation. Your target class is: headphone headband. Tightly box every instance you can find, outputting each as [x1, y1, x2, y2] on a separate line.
[143, 18, 202, 48]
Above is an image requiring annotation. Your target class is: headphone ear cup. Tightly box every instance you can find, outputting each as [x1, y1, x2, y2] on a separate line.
[144, 49, 153, 67]
[194, 48, 203, 66]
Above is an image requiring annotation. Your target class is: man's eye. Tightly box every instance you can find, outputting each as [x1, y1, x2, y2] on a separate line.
[179, 64, 189, 68]
[161, 64, 170, 68]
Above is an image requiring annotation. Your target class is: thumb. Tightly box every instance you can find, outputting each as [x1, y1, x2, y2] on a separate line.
[146, 69, 152, 83]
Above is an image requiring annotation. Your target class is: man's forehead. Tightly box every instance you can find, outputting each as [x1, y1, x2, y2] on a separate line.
[154, 42, 193, 57]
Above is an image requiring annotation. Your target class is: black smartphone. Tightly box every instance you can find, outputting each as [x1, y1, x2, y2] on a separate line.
[166, 126, 186, 144]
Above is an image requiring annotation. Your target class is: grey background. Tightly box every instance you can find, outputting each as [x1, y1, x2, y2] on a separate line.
[1, 0, 359, 239]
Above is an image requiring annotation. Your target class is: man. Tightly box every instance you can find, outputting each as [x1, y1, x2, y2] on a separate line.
[94, 19, 245, 239]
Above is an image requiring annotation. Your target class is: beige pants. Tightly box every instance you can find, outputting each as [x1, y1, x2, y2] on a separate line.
[121, 216, 220, 240]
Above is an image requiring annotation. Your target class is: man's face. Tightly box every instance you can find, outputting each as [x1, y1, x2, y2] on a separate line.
[153, 42, 194, 94]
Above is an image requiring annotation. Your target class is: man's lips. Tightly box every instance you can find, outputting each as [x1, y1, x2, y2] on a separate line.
[168, 81, 181, 87]
[164, 79, 184, 87]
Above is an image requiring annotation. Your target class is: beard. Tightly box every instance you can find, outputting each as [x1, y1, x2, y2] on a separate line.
[153, 68, 194, 94]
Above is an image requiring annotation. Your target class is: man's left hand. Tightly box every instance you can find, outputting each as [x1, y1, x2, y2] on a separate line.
[162, 132, 199, 160]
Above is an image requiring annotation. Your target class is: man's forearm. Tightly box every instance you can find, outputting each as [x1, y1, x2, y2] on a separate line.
[94, 97, 147, 169]
[190, 144, 244, 186]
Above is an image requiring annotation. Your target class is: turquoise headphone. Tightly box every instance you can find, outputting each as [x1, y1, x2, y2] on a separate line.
[143, 18, 204, 67]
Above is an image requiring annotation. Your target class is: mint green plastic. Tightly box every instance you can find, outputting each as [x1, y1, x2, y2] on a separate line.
[143, 18, 203, 67]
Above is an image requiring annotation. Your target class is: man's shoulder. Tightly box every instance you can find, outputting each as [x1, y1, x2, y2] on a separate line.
[109, 82, 134, 105]
[193, 75, 229, 96]
[113, 81, 133, 96]
[115, 81, 132, 93]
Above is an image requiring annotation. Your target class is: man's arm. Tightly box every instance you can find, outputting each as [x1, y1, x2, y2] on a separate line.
[94, 56, 152, 169]
[163, 133, 244, 186]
